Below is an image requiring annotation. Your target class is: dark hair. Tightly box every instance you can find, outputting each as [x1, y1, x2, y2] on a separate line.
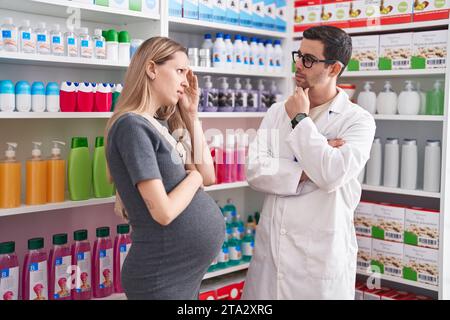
[303, 26, 352, 76]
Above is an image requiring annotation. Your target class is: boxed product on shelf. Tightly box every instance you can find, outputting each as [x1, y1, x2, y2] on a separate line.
[413, 0, 450, 21]
[184, 0, 200, 19]
[275, 0, 287, 32]
[348, 0, 381, 28]
[355, 201, 374, 237]
[379, 0, 413, 25]
[348, 35, 379, 71]
[364, 287, 395, 300]
[200, 0, 214, 21]
[371, 239, 404, 278]
[372, 203, 405, 243]
[169, 0, 183, 17]
[357, 236, 372, 272]
[380, 290, 414, 300]
[379, 32, 413, 70]
[293, 0, 322, 33]
[403, 244, 439, 286]
[320, 0, 351, 29]
[252, 0, 266, 29]
[227, 0, 240, 25]
[142, 0, 159, 15]
[404, 207, 439, 249]
[412, 30, 447, 69]
[128, 0, 143, 11]
[213, 0, 228, 22]
[240, 0, 253, 26]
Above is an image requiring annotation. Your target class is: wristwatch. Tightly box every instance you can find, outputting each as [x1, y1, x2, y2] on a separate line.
[291, 113, 308, 129]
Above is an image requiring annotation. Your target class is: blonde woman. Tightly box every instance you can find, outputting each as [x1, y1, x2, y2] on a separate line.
[105, 37, 225, 300]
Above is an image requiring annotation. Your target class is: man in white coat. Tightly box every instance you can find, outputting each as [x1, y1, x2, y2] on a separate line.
[242, 26, 376, 300]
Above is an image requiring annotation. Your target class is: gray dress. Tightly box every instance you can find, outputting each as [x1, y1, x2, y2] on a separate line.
[106, 113, 225, 300]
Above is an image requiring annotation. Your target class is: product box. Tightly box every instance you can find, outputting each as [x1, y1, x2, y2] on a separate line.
[199, 289, 217, 300]
[109, 0, 129, 10]
[404, 207, 439, 249]
[354, 282, 366, 300]
[372, 203, 405, 243]
[240, 0, 253, 26]
[364, 287, 395, 300]
[320, 0, 351, 29]
[275, 0, 287, 32]
[253, 0, 266, 29]
[129, 0, 142, 11]
[293, 0, 322, 33]
[379, 32, 413, 70]
[227, 0, 240, 24]
[355, 201, 374, 237]
[380, 290, 413, 300]
[379, 0, 413, 25]
[349, 0, 381, 28]
[371, 239, 404, 278]
[348, 35, 379, 71]
[412, 30, 447, 70]
[413, 0, 450, 21]
[95, 0, 110, 7]
[184, 0, 200, 19]
[403, 244, 439, 286]
[216, 282, 243, 300]
[200, 0, 214, 21]
[142, 0, 159, 15]
[357, 236, 372, 272]
[213, 0, 228, 23]
[264, 0, 276, 30]
[169, 0, 183, 16]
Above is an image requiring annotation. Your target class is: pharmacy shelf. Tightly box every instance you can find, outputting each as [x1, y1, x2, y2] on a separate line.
[169, 16, 287, 39]
[205, 181, 249, 192]
[341, 69, 446, 78]
[0, 0, 160, 25]
[357, 271, 438, 292]
[373, 115, 445, 121]
[191, 66, 286, 78]
[362, 184, 441, 199]
[199, 112, 265, 119]
[0, 112, 265, 119]
[0, 51, 128, 70]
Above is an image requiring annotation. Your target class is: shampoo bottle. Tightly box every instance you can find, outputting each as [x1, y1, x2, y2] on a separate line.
[376, 81, 397, 115]
[357, 81, 376, 114]
[47, 141, 66, 203]
[398, 81, 420, 115]
[26, 142, 47, 205]
[0, 143, 21, 209]
[68, 137, 92, 201]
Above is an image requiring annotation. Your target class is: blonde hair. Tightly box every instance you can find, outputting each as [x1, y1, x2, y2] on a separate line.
[105, 37, 189, 220]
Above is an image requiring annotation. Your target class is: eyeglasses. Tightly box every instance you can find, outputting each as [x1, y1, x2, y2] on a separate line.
[292, 51, 340, 69]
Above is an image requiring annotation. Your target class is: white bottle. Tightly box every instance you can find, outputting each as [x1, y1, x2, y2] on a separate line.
[398, 81, 420, 115]
[233, 34, 244, 70]
[15, 81, 31, 112]
[1, 17, 18, 52]
[264, 39, 275, 73]
[366, 137, 382, 186]
[270, 80, 283, 104]
[46, 82, 60, 112]
[257, 38, 266, 72]
[79, 27, 92, 59]
[51, 24, 65, 56]
[0, 80, 15, 112]
[423, 140, 441, 192]
[35, 22, 50, 55]
[383, 138, 399, 188]
[19, 20, 35, 54]
[376, 81, 398, 115]
[213, 33, 226, 68]
[224, 34, 234, 69]
[242, 36, 250, 72]
[401, 139, 418, 190]
[31, 82, 46, 112]
[273, 39, 283, 73]
[249, 37, 259, 71]
[357, 81, 377, 114]
[416, 82, 427, 115]
[234, 77, 247, 112]
[245, 78, 258, 111]
[65, 27, 79, 57]
[218, 77, 235, 112]
[93, 29, 106, 59]
[201, 33, 214, 51]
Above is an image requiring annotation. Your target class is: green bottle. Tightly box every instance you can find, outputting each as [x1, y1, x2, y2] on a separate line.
[242, 228, 254, 262]
[222, 199, 236, 221]
[224, 216, 233, 241]
[426, 80, 445, 115]
[228, 237, 242, 266]
[93, 137, 114, 198]
[217, 230, 229, 269]
[68, 137, 92, 201]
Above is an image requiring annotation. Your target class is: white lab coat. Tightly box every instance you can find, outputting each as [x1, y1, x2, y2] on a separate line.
[242, 88, 376, 300]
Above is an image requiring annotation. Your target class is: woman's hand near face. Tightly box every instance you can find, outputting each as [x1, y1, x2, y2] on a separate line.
[178, 69, 200, 121]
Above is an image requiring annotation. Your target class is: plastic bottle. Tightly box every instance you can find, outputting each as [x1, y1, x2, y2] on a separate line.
[423, 140, 441, 192]
[249, 37, 259, 72]
[65, 26, 79, 57]
[60, 82, 78, 112]
[257, 79, 270, 112]
[51, 24, 64, 56]
[68, 137, 92, 201]
[22, 238, 48, 300]
[111, 83, 122, 112]
[201, 76, 218, 112]
[93, 136, 114, 198]
[217, 229, 229, 269]
[218, 77, 235, 112]
[31, 82, 46, 112]
[95, 83, 112, 112]
[93, 227, 114, 298]
[242, 36, 250, 71]
[426, 80, 445, 116]
[0, 241, 19, 300]
[357, 81, 376, 114]
[270, 80, 282, 106]
[228, 237, 242, 266]
[93, 29, 106, 60]
[224, 34, 234, 69]
[236, 134, 248, 181]
[77, 82, 94, 112]
[245, 78, 258, 112]
[106, 29, 119, 63]
[202, 33, 214, 51]
[383, 138, 399, 188]
[233, 35, 243, 70]
[241, 228, 254, 262]
[222, 199, 236, 222]
[71, 229, 92, 300]
[130, 38, 143, 59]
[234, 78, 247, 112]
[19, 20, 35, 54]
[401, 139, 418, 190]
[114, 224, 132, 293]
[0, 80, 15, 112]
[223, 134, 236, 182]
[48, 234, 71, 300]
[35, 22, 50, 55]
[78, 27, 92, 58]
[416, 82, 427, 115]
[46, 82, 60, 112]
[26, 142, 47, 205]
[15, 81, 31, 112]
[118, 31, 130, 65]
[210, 135, 224, 184]
[376, 81, 397, 115]
[224, 215, 233, 241]
[231, 211, 245, 240]
[213, 33, 226, 68]
[366, 137, 382, 186]
[257, 39, 266, 72]
[1, 17, 18, 52]
[264, 39, 275, 73]
[273, 39, 283, 73]
[0, 143, 21, 209]
[398, 81, 420, 115]
[47, 141, 66, 203]
[246, 215, 257, 236]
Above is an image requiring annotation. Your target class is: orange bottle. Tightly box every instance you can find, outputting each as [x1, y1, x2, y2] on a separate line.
[0, 142, 21, 209]
[47, 141, 66, 203]
[26, 142, 47, 205]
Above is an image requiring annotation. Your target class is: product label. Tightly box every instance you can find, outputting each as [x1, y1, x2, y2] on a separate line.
[52, 36, 61, 44]
[68, 37, 75, 46]
[371, 239, 403, 278]
[81, 40, 90, 48]
[29, 261, 48, 300]
[413, 30, 447, 69]
[99, 249, 113, 289]
[219, 247, 229, 263]
[22, 32, 31, 40]
[242, 241, 254, 256]
[403, 245, 438, 286]
[232, 227, 241, 240]
[75, 252, 91, 293]
[229, 245, 242, 261]
[355, 202, 374, 237]
[95, 40, 104, 48]
[372, 203, 405, 243]
[379, 33, 413, 70]
[37, 34, 47, 42]
[2, 30, 11, 39]
[53, 255, 71, 299]
[119, 243, 131, 272]
[350, 35, 380, 71]
[0, 267, 19, 300]
[357, 236, 372, 272]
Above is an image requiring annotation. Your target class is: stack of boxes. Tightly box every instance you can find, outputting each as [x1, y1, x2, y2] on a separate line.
[91, 0, 159, 15]
[355, 282, 433, 300]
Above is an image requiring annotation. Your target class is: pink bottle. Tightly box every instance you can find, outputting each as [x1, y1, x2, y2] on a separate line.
[93, 226, 113, 298]
[223, 134, 236, 183]
[48, 233, 72, 300]
[210, 135, 224, 184]
[236, 134, 248, 182]
[76, 82, 94, 112]
[94, 83, 112, 112]
[114, 224, 132, 293]
[22, 238, 48, 300]
[60, 81, 78, 112]
[0, 241, 19, 300]
[71, 229, 92, 300]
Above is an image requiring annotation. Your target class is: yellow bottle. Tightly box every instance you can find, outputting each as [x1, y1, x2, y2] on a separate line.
[26, 142, 47, 205]
[47, 141, 66, 203]
[0, 143, 21, 209]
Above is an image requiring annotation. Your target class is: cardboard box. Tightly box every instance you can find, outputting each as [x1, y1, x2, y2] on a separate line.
[404, 207, 439, 249]
[379, 0, 413, 24]
[379, 33, 413, 70]
[371, 239, 404, 278]
[184, 0, 199, 19]
[320, 0, 351, 29]
[293, 0, 322, 33]
[264, 0, 276, 30]
[253, 0, 266, 29]
[357, 236, 372, 272]
[142, 0, 159, 15]
[169, 0, 183, 16]
[199, 289, 217, 300]
[275, 0, 287, 32]
[216, 282, 243, 300]
[412, 30, 447, 69]
[372, 203, 405, 243]
[213, 0, 228, 22]
[200, 0, 214, 21]
[403, 244, 439, 286]
[413, 0, 450, 22]
[364, 287, 393, 300]
[349, 0, 381, 28]
[227, 0, 240, 24]
[348, 35, 379, 71]
[355, 201, 374, 237]
[240, 0, 253, 26]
